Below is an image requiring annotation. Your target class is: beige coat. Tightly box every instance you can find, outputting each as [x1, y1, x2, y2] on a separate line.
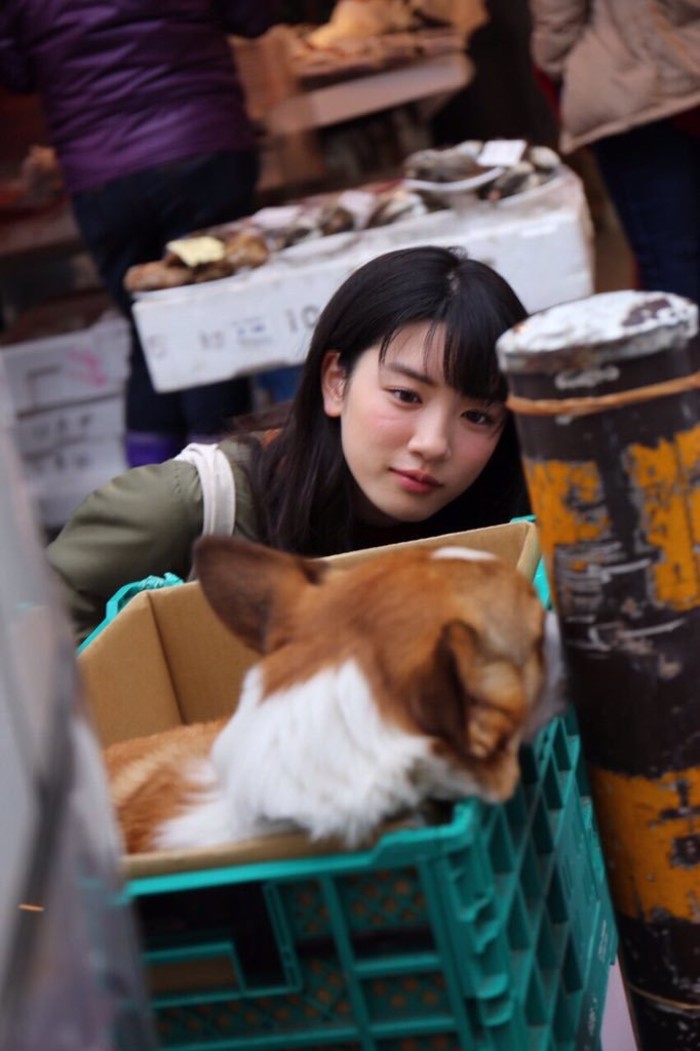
[529, 0, 700, 152]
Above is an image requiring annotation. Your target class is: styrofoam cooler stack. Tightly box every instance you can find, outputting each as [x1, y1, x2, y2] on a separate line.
[1, 296, 129, 528]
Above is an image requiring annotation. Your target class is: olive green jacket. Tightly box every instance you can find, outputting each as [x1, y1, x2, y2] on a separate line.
[46, 438, 259, 644]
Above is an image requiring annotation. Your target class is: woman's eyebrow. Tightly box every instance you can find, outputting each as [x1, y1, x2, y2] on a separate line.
[381, 362, 437, 386]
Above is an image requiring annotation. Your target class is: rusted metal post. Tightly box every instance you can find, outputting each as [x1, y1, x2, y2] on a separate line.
[497, 291, 700, 1049]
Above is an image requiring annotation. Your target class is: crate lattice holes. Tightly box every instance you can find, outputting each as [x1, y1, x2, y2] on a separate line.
[127, 707, 616, 1051]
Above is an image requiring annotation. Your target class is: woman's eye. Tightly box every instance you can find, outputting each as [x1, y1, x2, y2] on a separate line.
[388, 388, 421, 404]
[463, 409, 493, 426]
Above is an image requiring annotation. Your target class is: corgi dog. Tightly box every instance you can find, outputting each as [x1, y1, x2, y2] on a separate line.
[105, 537, 565, 855]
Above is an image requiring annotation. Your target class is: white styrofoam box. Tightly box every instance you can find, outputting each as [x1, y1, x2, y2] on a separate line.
[23, 441, 128, 529]
[25, 459, 126, 529]
[134, 168, 594, 393]
[2, 312, 129, 414]
[14, 394, 127, 528]
[13, 394, 124, 459]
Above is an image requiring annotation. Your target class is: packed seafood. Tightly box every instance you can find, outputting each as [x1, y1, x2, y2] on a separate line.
[477, 146, 561, 201]
[403, 140, 562, 200]
[123, 183, 438, 292]
[403, 140, 488, 183]
[124, 228, 270, 293]
[123, 141, 564, 293]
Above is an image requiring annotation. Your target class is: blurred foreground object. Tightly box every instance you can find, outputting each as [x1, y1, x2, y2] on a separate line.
[0, 364, 156, 1050]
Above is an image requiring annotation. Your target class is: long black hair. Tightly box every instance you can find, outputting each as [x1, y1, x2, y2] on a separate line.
[248, 246, 530, 555]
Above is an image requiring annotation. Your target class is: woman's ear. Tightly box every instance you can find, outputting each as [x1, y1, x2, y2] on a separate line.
[321, 351, 346, 417]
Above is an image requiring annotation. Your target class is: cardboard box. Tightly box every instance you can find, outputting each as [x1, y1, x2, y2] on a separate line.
[78, 519, 540, 879]
[133, 169, 593, 393]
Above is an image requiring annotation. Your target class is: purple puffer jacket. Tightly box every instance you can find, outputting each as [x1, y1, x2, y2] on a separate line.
[0, 0, 273, 192]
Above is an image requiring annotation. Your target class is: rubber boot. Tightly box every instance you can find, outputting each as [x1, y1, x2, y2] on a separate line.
[124, 430, 185, 468]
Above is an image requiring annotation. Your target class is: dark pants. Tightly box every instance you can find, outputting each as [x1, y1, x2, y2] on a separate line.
[593, 118, 700, 305]
[72, 150, 259, 443]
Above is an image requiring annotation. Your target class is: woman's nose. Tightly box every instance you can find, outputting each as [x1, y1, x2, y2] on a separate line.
[407, 413, 451, 460]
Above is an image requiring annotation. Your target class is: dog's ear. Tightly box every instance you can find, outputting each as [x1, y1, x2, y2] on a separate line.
[412, 620, 523, 761]
[193, 536, 330, 652]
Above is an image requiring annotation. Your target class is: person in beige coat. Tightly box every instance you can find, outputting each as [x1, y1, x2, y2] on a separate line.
[529, 0, 700, 303]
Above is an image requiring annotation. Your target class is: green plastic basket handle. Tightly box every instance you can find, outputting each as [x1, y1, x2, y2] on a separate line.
[77, 572, 184, 653]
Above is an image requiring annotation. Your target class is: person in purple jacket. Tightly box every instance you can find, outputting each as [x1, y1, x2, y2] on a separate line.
[0, 0, 275, 467]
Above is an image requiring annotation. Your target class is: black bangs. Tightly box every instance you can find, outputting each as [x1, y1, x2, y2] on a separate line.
[375, 304, 510, 403]
[370, 250, 525, 402]
[439, 319, 508, 402]
[437, 264, 525, 400]
[330, 249, 525, 401]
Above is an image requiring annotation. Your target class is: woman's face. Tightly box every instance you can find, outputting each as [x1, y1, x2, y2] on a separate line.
[321, 322, 507, 528]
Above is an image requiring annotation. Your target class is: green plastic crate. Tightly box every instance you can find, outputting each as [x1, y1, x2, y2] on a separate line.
[124, 707, 616, 1051]
[87, 530, 616, 1050]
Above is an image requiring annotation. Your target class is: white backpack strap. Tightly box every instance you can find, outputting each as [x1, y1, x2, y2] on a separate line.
[175, 442, 236, 537]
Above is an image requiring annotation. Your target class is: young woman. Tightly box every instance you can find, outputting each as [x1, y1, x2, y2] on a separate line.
[47, 246, 530, 643]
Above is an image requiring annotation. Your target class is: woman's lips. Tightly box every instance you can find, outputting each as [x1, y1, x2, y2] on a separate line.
[391, 468, 441, 494]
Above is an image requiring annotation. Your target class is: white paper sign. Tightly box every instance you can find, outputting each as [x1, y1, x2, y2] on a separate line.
[478, 139, 527, 169]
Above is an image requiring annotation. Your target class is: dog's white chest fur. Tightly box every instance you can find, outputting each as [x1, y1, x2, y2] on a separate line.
[155, 660, 474, 851]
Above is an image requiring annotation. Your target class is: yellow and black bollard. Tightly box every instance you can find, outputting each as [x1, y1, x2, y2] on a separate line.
[497, 291, 700, 1049]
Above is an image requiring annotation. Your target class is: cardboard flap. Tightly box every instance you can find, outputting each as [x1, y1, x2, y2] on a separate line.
[147, 581, 257, 726]
[329, 520, 540, 577]
[79, 591, 182, 746]
[511, 519, 541, 579]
